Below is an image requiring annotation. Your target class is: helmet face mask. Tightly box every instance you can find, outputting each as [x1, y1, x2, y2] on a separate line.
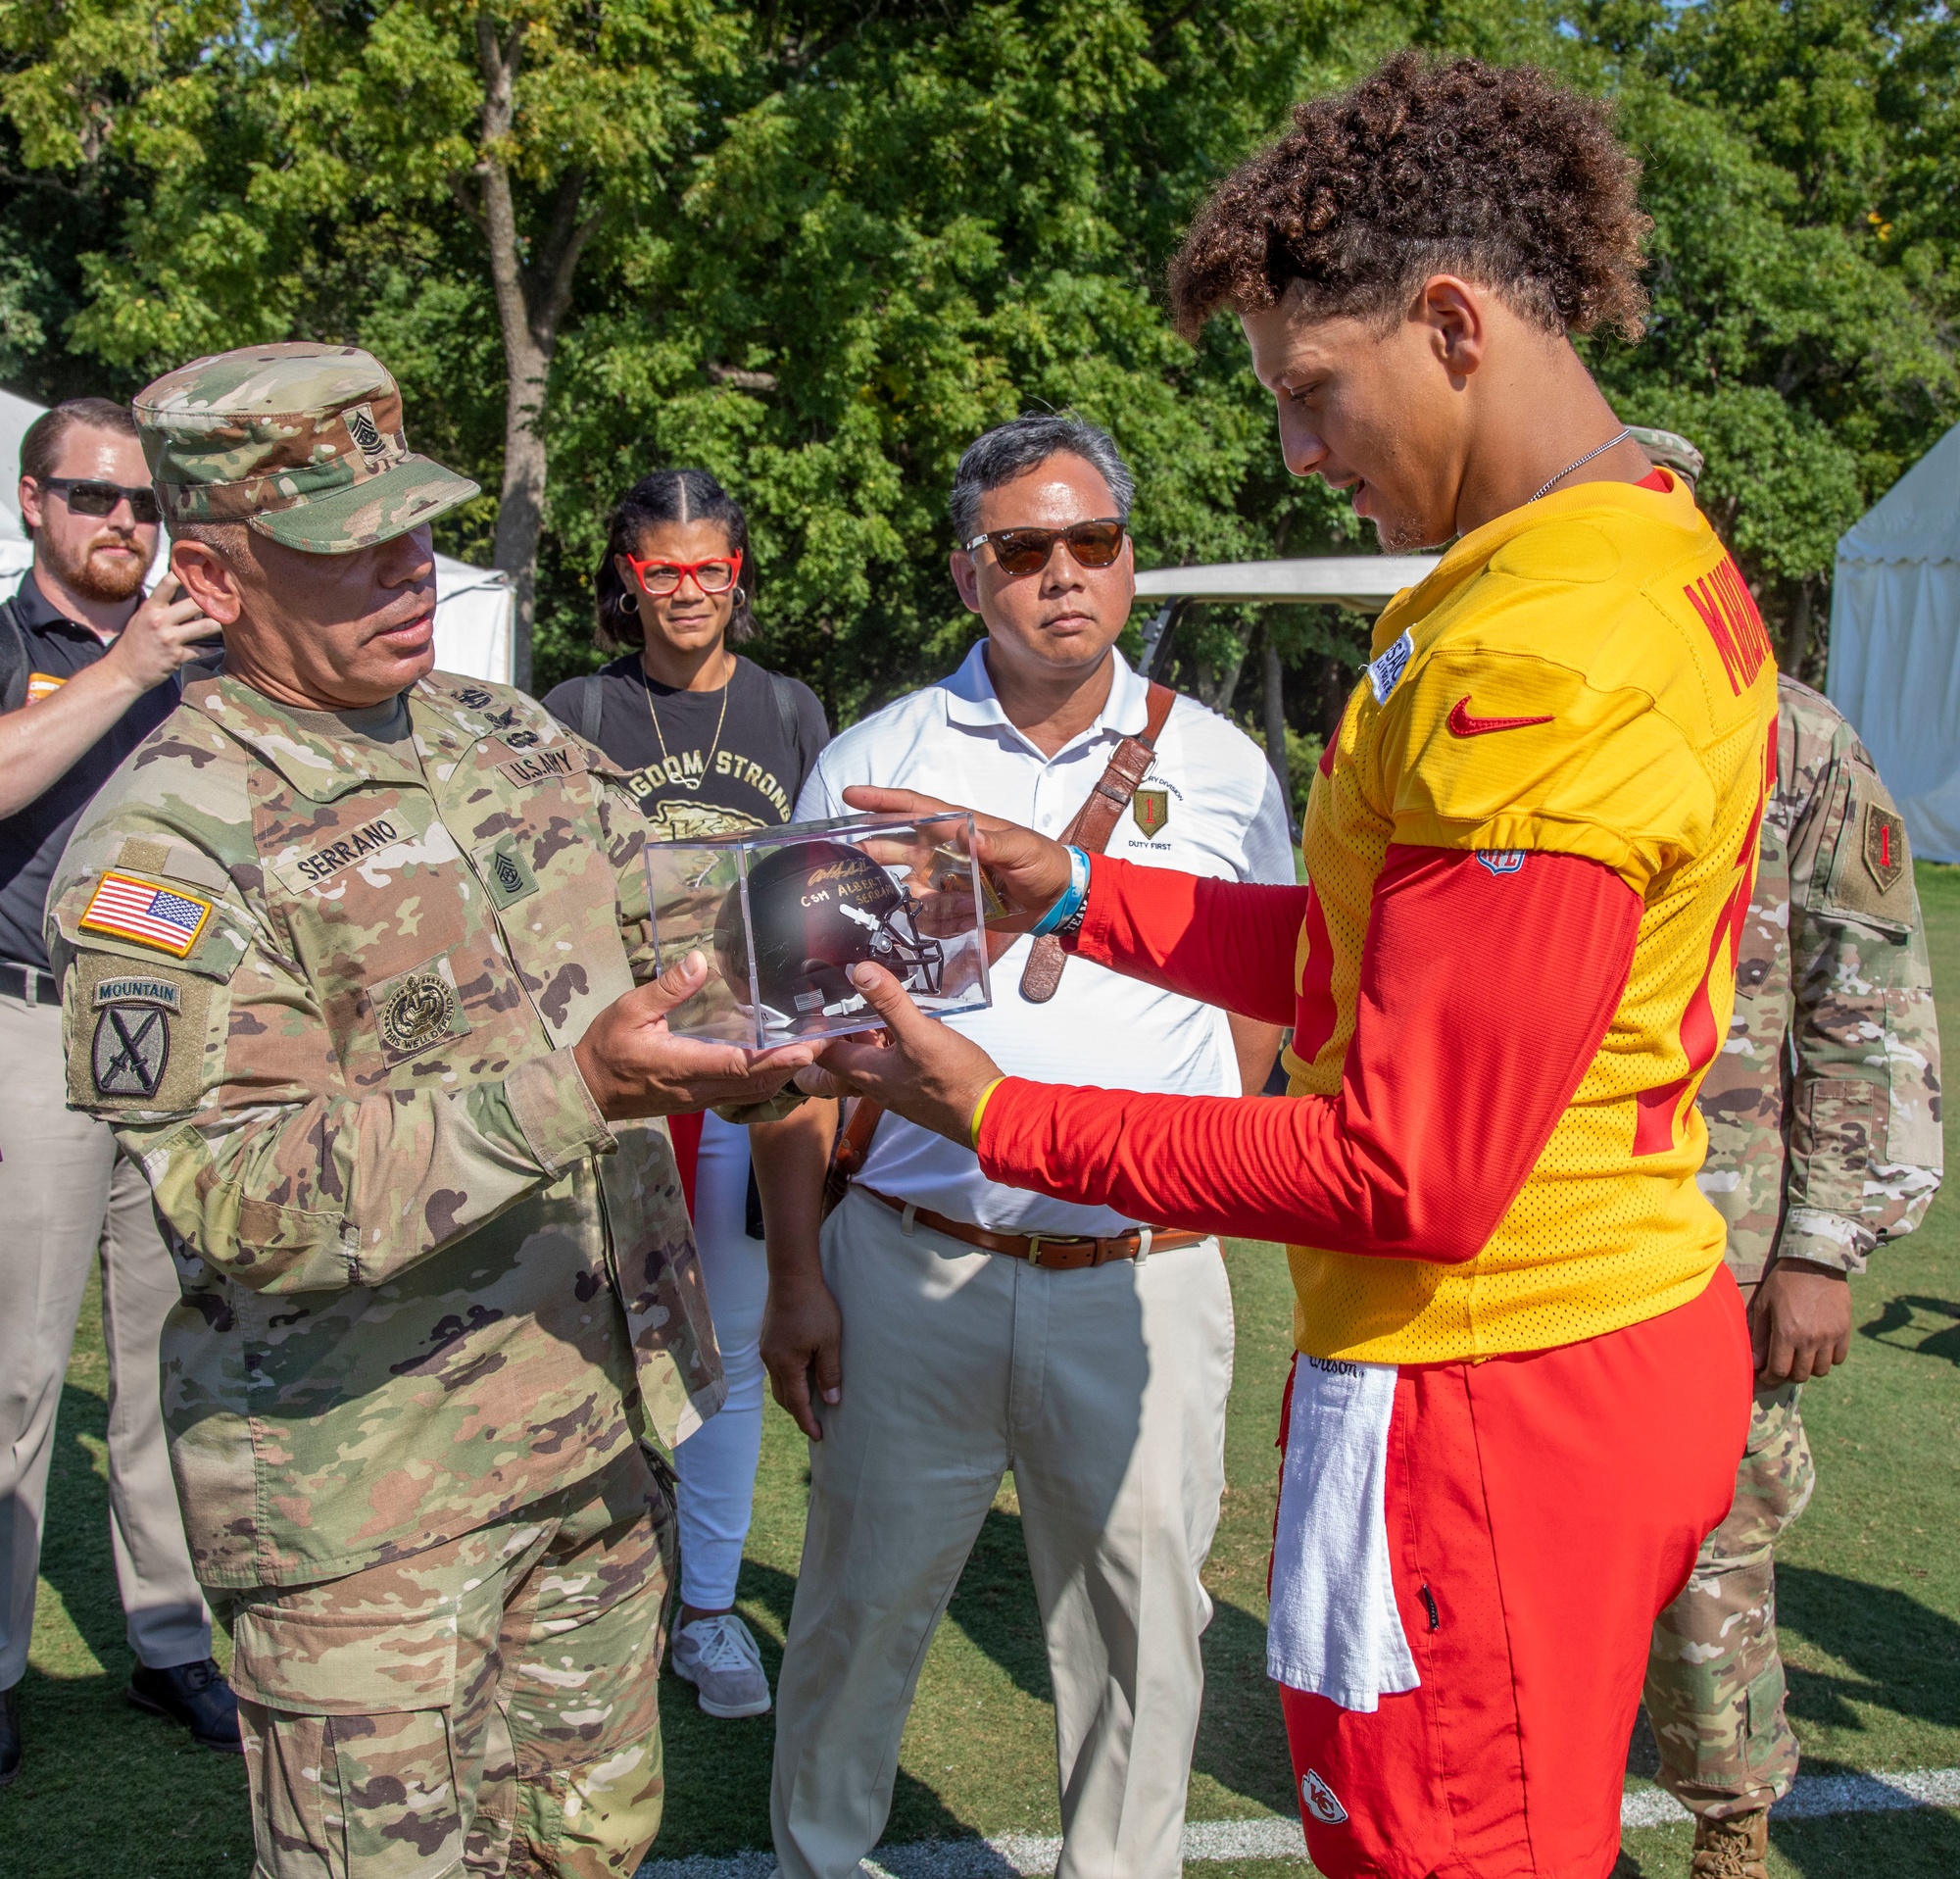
[715, 839, 945, 1033]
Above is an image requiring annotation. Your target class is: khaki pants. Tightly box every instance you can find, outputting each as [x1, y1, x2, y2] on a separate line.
[0, 986, 210, 1689]
[1644, 1382, 1813, 1819]
[771, 1188, 1235, 1879]
[228, 1444, 677, 1879]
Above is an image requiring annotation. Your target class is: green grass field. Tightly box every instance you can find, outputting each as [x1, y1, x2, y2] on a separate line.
[6, 865, 1960, 1877]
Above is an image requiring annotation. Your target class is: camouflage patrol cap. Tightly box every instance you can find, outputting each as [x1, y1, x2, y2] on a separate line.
[131, 342, 480, 554]
[1628, 425, 1705, 490]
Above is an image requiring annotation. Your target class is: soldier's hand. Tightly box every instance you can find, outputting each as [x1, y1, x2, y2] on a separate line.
[841, 784, 1073, 931]
[1750, 1259, 1853, 1385]
[102, 575, 220, 692]
[760, 1273, 844, 1442]
[574, 952, 819, 1121]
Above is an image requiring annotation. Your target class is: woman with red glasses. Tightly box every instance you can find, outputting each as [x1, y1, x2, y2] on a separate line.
[545, 469, 830, 1722]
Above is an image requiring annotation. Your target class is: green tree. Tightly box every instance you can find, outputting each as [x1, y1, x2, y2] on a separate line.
[1, 0, 1955, 712]
[1579, 0, 1960, 669]
[3, 0, 747, 685]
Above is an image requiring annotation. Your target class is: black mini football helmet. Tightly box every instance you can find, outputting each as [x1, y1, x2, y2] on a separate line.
[714, 839, 945, 1030]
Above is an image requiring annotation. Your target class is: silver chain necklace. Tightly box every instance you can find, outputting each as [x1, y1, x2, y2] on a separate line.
[642, 656, 731, 793]
[1528, 427, 1635, 506]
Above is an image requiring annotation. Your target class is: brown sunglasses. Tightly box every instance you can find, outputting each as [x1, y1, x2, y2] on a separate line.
[962, 518, 1127, 576]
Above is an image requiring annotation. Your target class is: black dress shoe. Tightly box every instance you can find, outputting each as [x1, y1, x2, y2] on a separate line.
[126, 1658, 244, 1754]
[0, 1684, 20, 1787]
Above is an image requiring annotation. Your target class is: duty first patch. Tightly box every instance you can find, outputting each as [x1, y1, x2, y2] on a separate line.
[68, 956, 210, 1113]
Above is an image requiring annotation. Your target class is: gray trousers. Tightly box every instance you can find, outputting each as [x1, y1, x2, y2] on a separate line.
[0, 987, 210, 1689]
[772, 1189, 1235, 1879]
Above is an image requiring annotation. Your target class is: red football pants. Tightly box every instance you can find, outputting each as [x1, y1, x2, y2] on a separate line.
[1278, 1268, 1752, 1878]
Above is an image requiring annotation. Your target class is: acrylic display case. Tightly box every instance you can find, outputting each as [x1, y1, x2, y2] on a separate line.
[645, 810, 996, 1047]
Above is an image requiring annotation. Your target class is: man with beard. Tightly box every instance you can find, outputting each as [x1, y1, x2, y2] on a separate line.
[0, 397, 233, 1785]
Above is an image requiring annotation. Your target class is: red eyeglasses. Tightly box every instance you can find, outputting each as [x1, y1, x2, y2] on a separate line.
[624, 550, 743, 597]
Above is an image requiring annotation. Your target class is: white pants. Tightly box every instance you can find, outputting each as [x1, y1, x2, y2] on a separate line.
[0, 988, 211, 1688]
[674, 1110, 769, 1611]
[771, 1187, 1235, 1879]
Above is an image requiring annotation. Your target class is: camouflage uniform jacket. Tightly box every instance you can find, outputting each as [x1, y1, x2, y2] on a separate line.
[1695, 675, 1942, 1284]
[45, 670, 723, 1591]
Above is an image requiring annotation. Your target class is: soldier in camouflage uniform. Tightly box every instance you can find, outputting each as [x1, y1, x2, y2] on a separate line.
[1645, 673, 1942, 1878]
[44, 343, 815, 1877]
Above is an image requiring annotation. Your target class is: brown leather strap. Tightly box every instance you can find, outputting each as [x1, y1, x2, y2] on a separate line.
[821, 1096, 885, 1219]
[1019, 680, 1177, 1005]
[857, 1186, 1206, 1268]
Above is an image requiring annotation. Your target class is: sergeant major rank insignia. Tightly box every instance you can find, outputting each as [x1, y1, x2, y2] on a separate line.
[343, 402, 405, 471]
[1131, 788, 1170, 837]
[476, 838, 539, 911]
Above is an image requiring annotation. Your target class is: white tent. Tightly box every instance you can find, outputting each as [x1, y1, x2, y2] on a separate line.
[0, 386, 514, 684]
[1828, 421, 1960, 861]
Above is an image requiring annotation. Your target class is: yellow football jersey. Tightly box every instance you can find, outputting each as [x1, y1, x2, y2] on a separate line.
[1288, 472, 1779, 1363]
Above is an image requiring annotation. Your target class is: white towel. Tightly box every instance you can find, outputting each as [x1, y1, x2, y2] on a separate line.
[1265, 1354, 1419, 1713]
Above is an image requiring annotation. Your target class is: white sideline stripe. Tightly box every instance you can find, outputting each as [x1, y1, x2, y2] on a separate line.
[1623, 1765, 1960, 1828]
[639, 1764, 1960, 1876]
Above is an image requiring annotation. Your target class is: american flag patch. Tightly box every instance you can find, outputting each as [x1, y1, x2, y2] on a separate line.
[79, 871, 214, 958]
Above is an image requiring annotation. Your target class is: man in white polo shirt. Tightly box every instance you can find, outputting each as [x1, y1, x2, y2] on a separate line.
[761, 415, 1295, 1879]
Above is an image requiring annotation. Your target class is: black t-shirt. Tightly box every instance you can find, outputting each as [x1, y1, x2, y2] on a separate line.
[542, 653, 829, 840]
[0, 571, 182, 971]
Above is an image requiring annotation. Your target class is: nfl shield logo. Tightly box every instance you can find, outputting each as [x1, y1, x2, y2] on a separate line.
[1132, 789, 1170, 836]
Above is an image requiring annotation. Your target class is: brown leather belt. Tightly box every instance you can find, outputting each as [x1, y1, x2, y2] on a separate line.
[858, 1186, 1207, 1269]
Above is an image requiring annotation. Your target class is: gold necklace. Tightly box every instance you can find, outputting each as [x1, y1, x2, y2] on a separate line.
[643, 653, 731, 794]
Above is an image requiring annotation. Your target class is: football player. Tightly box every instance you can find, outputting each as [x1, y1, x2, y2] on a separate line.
[806, 53, 1771, 1879]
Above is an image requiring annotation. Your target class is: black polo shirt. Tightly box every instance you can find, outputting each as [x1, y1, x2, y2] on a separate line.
[0, 570, 181, 971]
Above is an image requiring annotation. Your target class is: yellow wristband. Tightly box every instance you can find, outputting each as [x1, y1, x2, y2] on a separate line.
[968, 1076, 1007, 1151]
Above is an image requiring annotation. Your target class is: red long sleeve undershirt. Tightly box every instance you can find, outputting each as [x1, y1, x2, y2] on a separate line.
[978, 847, 1643, 1262]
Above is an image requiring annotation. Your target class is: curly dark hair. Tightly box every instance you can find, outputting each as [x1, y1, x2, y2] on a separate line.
[1169, 52, 1650, 343]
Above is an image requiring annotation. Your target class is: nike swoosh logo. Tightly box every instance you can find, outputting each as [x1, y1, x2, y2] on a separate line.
[1447, 697, 1555, 737]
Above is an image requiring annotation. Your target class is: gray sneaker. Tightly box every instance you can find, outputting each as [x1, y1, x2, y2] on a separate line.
[670, 1611, 772, 1718]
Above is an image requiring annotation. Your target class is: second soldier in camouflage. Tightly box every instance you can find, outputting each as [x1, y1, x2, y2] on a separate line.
[1647, 673, 1942, 1878]
[46, 343, 814, 1878]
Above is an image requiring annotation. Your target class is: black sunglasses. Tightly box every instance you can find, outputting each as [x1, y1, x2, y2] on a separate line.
[37, 476, 162, 525]
[963, 518, 1127, 577]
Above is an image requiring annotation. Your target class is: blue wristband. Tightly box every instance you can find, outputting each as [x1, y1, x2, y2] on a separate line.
[1030, 845, 1091, 938]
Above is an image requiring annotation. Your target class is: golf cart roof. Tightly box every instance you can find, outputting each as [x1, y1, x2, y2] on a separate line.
[1134, 554, 1441, 610]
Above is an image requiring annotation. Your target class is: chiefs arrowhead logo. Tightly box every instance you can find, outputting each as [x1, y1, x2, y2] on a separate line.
[1446, 696, 1554, 737]
[1301, 1768, 1349, 1825]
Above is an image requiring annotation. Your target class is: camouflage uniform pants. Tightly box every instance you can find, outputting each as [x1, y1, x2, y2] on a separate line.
[223, 1444, 676, 1878]
[1643, 1382, 1814, 1819]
